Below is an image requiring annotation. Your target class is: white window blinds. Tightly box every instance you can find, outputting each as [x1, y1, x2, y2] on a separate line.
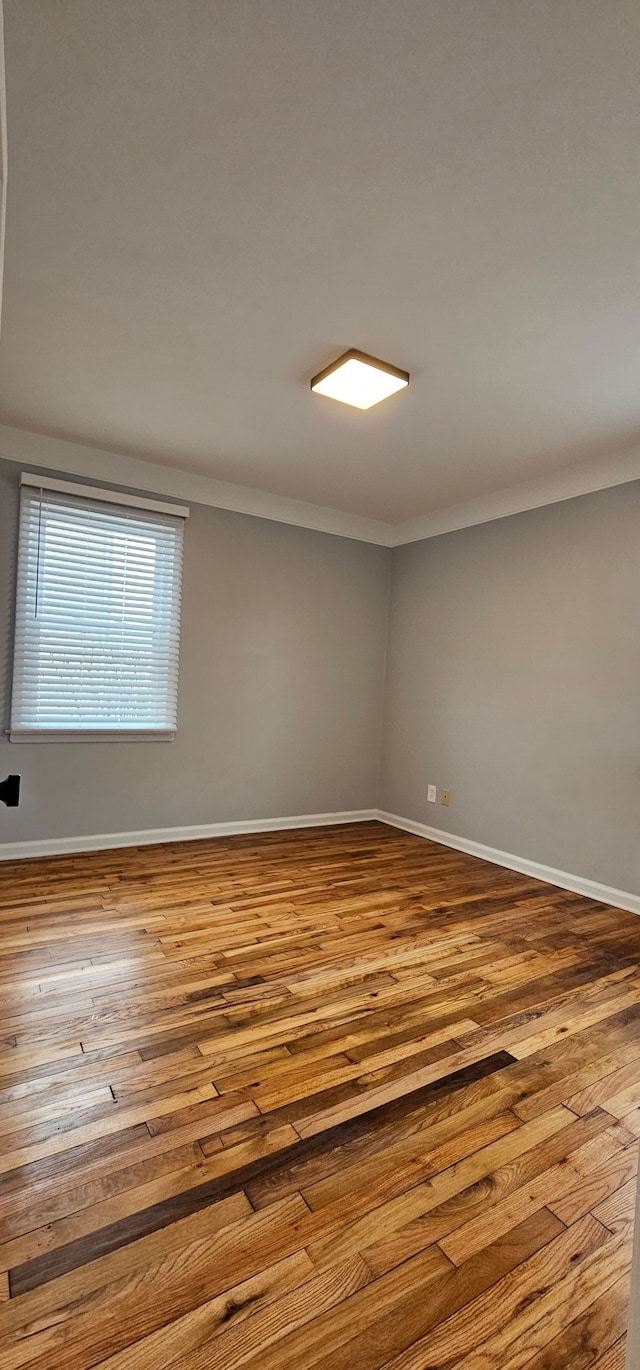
[10, 477, 188, 740]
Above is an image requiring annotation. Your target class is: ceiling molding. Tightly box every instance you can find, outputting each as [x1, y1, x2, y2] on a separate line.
[0, 425, 394, 546]
[392, 446, 640, 546]
[0, 424, 638, 550]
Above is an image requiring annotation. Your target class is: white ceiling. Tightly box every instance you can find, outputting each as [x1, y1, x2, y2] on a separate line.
[0, 0, 639, 527]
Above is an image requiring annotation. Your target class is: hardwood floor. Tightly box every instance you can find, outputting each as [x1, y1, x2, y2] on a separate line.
[0, 819, 638, 1368]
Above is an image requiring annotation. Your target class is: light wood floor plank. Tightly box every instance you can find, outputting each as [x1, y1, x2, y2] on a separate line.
[0, 820, 637, 1367]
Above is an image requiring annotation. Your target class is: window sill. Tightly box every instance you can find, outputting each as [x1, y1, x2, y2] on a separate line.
[7, 729, 176, 743]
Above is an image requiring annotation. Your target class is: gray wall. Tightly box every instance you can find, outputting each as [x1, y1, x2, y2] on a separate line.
[379, 482, 640, 895]
[2, 452, 639, 898]
[0, 458, 390, 842]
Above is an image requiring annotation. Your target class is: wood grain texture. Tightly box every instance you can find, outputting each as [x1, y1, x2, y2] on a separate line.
[0, 819, 637, 1368]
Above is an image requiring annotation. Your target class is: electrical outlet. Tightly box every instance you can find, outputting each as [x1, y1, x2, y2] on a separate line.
[441, 789, 451, 807]
[427, 784, 436, 803]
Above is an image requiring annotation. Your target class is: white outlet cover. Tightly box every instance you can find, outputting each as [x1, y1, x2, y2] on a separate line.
[427, 784, 437, 803]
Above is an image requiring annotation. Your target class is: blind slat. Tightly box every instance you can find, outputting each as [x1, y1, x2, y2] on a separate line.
[11, 484, 185, 734]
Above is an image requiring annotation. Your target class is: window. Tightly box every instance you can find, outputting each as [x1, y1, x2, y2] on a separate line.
[9, 475, 188, 741]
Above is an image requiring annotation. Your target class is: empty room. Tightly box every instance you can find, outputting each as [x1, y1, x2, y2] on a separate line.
[0, 2, 639, 1367]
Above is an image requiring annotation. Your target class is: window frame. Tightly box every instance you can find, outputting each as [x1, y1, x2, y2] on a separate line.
[8, 473, 189, 744]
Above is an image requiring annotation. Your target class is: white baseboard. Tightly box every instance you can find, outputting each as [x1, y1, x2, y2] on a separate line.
[0, 809, 377, 861]
[376, 810, 640, 916]
[2, 807, 637, 918]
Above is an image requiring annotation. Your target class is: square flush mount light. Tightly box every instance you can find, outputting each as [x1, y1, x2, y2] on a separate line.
[310, 348, 409, 410]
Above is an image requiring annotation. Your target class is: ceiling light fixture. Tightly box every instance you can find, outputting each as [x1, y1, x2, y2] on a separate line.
[310, 349, 409, 410]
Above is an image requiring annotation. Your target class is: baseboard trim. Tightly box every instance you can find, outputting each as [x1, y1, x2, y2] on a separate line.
[376, 810, 640, 916]
[3, 808, 637, 917]
[0, 810, 377, 861]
